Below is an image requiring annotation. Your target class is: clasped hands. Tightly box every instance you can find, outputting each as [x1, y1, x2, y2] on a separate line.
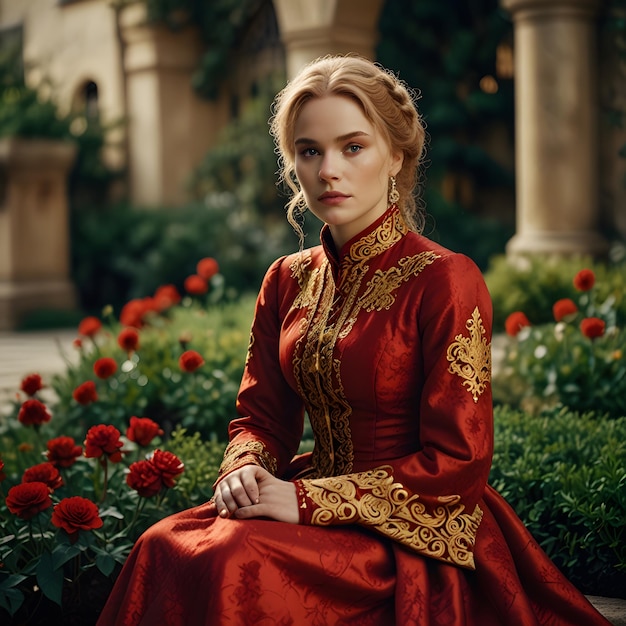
[213, 464, 299, 524]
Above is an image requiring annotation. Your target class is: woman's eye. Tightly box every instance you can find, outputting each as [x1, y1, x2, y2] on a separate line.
[301, 147, 319, 157]
[346, 145, 362, 154]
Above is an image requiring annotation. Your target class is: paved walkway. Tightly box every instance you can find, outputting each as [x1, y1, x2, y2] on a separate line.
[0, 328, 77, 409]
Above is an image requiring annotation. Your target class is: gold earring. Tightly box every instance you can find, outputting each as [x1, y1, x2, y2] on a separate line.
[389, 176, 400, 205]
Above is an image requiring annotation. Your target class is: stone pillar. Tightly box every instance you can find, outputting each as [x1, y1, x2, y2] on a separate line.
[0, 138, 77, 330]
[502, 0, 609, 257]
[119, 3, 228, 206]
[273, 0, 385, 78]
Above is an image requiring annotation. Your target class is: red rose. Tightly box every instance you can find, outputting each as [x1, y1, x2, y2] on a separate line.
[84, 424, 124, 462]
[117, 327, 140, 352]
[119, 297, 157, 328]
[73, 381, 98, 405]
[22, 462, 63, 491]
[78, 316, 102, 338]
[126, 416, 164, 447]
[46, 436, 83, 468]
[505, 312, 531, 337]
[150, 449, 184, 487]
[126, 460, 163, 497]
[6, 482, 53, 520]
[94, 357, 118, 379]
[51, 497, 103, 535]
[552, 298, 578, 322]
[179, 350, 205, 373]
[184, 274, 208, 295]
[20, 373, 43, 396]
[580, 317, 605, 339]
[196, 257, 219, 280]
[573, 269, 595, 291]
[18, 399, 52, 426]
[154, 284, 181, 311]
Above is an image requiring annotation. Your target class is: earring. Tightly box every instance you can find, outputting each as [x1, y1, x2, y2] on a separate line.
[388, 176, 400, 205]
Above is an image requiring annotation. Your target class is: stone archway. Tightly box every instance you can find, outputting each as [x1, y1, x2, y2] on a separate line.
[272, 0, 385, 78]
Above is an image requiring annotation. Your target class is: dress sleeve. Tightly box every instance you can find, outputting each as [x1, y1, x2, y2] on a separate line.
[294, 254, 493, 569]
[215, 257, 305, 485]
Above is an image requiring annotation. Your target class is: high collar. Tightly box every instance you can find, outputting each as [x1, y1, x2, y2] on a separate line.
[320, 205, 409, 277]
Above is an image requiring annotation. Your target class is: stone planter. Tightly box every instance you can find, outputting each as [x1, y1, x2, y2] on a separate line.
[0, 137, 77, 330]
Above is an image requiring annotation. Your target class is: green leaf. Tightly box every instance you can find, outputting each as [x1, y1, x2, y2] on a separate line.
[51, 542, 82, 570]
[0, 586, 25, 616]
[96, 553, 116, 577]
[35, 552, 64, 606]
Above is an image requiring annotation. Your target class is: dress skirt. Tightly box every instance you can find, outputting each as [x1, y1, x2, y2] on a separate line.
[96, 486, 610, 626]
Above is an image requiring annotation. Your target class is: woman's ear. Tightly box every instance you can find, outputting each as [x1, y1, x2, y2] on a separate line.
[389, 150, 404, 177]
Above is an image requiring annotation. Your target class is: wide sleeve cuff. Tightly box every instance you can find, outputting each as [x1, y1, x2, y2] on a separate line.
[294, 466, 482, 570]
[216, 439, 278, 483]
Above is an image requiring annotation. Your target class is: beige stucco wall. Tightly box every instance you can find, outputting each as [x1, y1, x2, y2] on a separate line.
[0, 0, 126, 169]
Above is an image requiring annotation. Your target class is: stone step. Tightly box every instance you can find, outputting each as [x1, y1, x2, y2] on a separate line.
[588, 596, 626, 626]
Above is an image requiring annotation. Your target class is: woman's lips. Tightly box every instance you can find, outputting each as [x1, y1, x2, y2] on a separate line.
[318, 192, 350, 205]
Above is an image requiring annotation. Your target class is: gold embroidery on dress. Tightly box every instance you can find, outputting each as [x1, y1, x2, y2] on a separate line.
[446, 306, 491, 403]
[360, 252, 441, 313]
[289, 210, 441, 478]
[218, 440, 278, 477]
[301, 466, 482, 569]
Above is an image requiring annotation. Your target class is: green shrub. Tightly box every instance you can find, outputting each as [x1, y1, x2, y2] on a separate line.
[43, 296, 255, 444]
[493, 267, 626, 418]
[485, 254, 626, 332]
[71, 199, 293, 314]
[490, 405, 626, 598]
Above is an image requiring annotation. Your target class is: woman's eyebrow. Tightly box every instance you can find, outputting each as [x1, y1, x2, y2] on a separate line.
[294, 131, 370, 146]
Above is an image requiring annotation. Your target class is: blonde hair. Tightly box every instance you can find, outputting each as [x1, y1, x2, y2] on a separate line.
[269, 54, 426, 242]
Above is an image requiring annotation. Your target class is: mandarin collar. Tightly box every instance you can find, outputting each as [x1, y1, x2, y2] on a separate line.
[320, 205, 408, 278]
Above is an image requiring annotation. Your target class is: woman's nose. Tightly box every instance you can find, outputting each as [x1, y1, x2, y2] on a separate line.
[318, 154, 340, 182]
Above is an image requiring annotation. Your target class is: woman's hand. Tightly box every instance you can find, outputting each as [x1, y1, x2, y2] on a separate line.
[213, 465, 299, 524]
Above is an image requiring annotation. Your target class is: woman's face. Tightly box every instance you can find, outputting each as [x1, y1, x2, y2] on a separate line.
[293, 95, 402, 248]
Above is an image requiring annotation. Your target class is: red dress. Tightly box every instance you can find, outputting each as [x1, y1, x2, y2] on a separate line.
[97, 206, 610, 625]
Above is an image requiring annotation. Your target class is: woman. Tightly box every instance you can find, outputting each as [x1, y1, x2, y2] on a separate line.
[98, 55, 610, 625]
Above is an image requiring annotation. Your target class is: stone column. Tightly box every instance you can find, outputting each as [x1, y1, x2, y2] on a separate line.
[502, 0, 609, 257]
[119, 3, 228, 206]
[273, 0, 385, 78]
[0, 138, 77, 330]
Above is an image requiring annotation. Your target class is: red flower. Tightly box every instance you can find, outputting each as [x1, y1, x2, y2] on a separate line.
[552, 298, 578, 322]
[154, 284, 181, 311]
[6, 482, 53, 520]
[78, 316, 102, 337]
[0, 457, 6, 482]
[18, 399, 52, 426]
[184, 274, 208, 295]
[84, 424, 124, 462]
[126, 460, 163, 497]
[573, 269, 595, 291]
[94, 357, 118, 379]
[20, 373, 43, 396]
[120, 298, 157, 328]
[73, 338, 83, 349]
[46, 436, 83, 468]
[73, 381, 98, 405]
[580, 317, 605, 339]
[118, 327, 140, 352]
[22, 462, 63, 491]
[179, 350, 205, 372]
[505, 312, 531, 337]
[196, 257, 219, 280]
[150, 449, 184, 487]
[51, 497, 103, 535]
[127, 416, 164, 447]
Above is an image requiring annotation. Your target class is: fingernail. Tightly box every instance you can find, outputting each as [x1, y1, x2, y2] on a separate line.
[220, 509, 228, 517]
